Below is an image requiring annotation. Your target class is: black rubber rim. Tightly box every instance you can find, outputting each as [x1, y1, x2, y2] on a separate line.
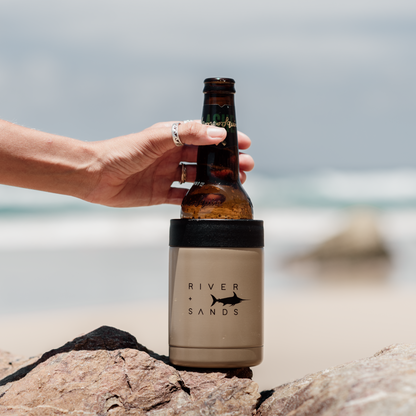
[169, 219, 264, 248]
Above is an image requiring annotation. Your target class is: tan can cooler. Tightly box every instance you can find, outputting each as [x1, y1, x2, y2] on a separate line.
[169, 219, 264, 368]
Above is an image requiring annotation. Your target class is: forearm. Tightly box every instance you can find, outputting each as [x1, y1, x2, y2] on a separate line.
[0, 120, 99, 200]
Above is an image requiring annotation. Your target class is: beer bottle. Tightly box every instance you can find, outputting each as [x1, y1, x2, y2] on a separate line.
[180, 78, 253, 219]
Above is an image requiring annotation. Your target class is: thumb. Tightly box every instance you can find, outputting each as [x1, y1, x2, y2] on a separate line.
[178, 122, 227, 146]
[143, 121, 227, 153]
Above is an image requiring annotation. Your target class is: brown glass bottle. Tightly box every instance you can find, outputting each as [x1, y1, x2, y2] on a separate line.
[181, 78, 253, 219]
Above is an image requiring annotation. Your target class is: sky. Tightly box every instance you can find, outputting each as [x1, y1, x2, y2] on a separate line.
[0, 0, 415, 173]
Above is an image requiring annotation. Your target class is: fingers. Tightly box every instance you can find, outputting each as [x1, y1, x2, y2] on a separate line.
[239, 153, 254, 172]
[178, 122, 227, 146]
[149, 120, 201, 130]
[175, 163, 197, 184]
[167, 163, 250, 204]
[179, 123, 251, 149]
[166, 187, 189, 205]
[142, 121, 226, 154]
[169, 172, 249, 205]
[177, 153, 253, 184]
[239, 153, 253, 184]
[237, 131, 251, 150]
[142, 121, 252, 157]
[175, 162, 252, 187]
[179, 145, 198, 163]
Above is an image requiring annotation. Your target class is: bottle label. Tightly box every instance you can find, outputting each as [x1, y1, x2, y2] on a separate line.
[169, 247, 263, 349]
[202, 105, 237, 134]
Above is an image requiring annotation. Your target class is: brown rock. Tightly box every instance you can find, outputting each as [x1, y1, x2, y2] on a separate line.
[4, 327, 416, 415]
[292, 208, 390, 262]
[285, 208, 391, 283]
[0, 350, 36, 381]
[0, 326, 259, 415]
[257, 344, 416, 415]
[0, 351, 19, 380]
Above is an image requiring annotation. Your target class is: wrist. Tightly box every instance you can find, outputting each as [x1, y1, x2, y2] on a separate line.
[67, 140, 103, 202]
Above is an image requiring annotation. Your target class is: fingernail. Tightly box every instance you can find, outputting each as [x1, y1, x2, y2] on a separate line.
[207, 127, 226, 139]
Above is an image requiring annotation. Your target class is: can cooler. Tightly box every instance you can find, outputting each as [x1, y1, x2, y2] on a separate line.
[169, 219, 264, 368]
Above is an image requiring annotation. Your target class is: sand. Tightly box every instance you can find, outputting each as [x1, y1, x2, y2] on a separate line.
[2, 285, 416, 392]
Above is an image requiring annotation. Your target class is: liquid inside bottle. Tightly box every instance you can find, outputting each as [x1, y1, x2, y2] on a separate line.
[181, 78, 253, 219]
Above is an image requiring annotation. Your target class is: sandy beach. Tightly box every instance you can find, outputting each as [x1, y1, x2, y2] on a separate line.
[3, 285, 416, 392]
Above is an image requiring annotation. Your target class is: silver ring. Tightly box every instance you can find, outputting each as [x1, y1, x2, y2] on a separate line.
[172, 122, 183, 147]
[180, 163, 187, 184]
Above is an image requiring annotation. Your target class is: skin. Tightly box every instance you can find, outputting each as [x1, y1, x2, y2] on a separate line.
[0, 119, 254, 207]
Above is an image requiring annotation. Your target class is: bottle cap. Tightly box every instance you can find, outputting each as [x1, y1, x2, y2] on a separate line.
[203, 78, 236, 94]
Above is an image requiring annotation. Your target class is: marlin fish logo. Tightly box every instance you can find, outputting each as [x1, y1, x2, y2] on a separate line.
[210, 292, 248, 307]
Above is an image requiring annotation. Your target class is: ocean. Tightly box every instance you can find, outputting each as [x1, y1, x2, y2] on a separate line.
[1, 168, 416, 316]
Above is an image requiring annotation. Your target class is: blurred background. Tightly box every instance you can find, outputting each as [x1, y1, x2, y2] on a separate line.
[1, 0, 416, 390]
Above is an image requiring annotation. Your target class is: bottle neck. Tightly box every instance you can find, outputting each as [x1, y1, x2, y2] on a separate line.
[196, 93, 240, 185]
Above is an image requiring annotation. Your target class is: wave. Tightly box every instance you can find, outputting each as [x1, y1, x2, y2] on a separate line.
[244, 168, 416, 209]
[0, 185, 93, 215]
[0, 168, 416, 216]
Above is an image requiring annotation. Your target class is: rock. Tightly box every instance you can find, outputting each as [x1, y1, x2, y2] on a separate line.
[257, 344, 416, 415]
[0, 351, 36, 381]
[285, 208, 391, 283]
[293, 208, 390, 262]
[0, 326, 259, 415]
[3, 327, 416, 415]
[0, 351, 19, 380]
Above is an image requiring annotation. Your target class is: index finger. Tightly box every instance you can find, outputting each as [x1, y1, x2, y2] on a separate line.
[237, 131, 251, 150]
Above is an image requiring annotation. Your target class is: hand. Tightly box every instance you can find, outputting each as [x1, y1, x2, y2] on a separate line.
[86, 121, 255, 207]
